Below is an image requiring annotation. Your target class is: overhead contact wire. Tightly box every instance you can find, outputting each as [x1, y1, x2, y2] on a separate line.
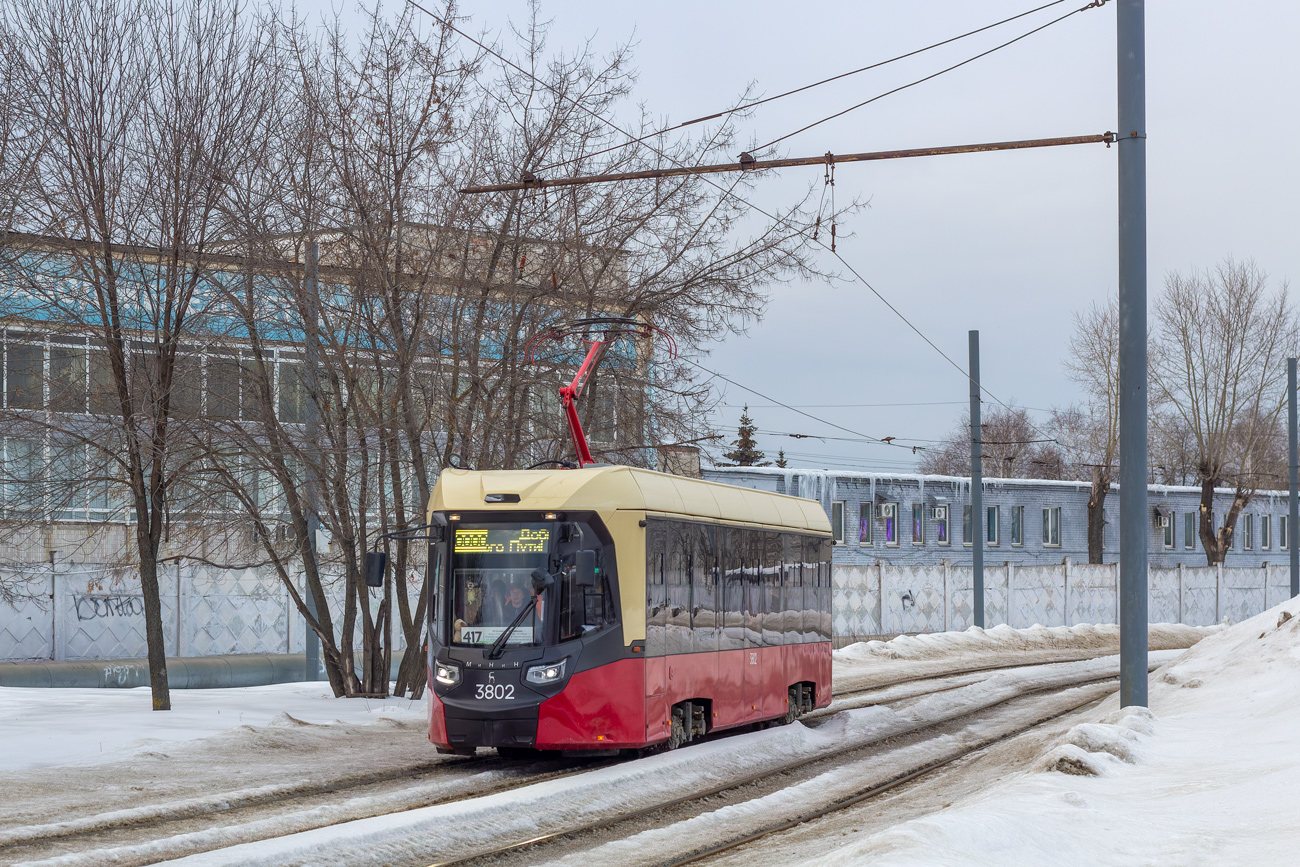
[406, 0, 1079, 445]
[755, 0, 1111, 152]
[532, 0, 1072, 174]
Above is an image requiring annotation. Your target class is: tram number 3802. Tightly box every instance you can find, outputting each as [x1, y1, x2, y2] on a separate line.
[475, 676, 515, 701]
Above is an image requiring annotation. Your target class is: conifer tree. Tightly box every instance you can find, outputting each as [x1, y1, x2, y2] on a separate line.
[722, 406, 768, 466]
[775, 449, 788, 468]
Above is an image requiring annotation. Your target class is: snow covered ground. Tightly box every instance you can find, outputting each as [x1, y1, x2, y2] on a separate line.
[798, 597, 1300, 866]
[0, 682, 426, 772]
[0, 621, 1226, 866]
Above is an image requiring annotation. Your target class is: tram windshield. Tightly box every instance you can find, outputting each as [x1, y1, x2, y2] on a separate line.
[449, 523, 550, 647]
[445, 520, 618, 648]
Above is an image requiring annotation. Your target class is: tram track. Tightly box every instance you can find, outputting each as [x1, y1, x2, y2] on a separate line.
[0, 653, 1160, 867]
[660, 688, 1114, 867]
[0, 756, 611, 867]
[0, 652, 1104, 863]
[428, 662, 1158, 867]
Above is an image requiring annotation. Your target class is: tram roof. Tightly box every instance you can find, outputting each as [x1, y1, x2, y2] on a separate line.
[431, 465, 831, 534]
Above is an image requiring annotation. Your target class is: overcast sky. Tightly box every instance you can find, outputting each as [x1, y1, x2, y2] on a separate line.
[434, 1, 1299, 473]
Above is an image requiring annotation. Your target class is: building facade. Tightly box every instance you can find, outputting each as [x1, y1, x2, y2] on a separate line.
[702, 466, 1294, 569]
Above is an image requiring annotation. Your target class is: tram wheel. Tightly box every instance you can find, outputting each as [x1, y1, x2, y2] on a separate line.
[666, 706, 688, 750]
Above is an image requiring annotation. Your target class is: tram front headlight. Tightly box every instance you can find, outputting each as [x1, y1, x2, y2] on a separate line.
[524, 658, 568, 685]
[434, 661, 461, 687]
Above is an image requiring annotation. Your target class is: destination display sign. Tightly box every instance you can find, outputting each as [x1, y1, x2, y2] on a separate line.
[454, 526, 550, 554]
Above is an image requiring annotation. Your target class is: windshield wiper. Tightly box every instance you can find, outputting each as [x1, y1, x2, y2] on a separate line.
[486, 569, 553, 660]
[486, 595, 537, 659]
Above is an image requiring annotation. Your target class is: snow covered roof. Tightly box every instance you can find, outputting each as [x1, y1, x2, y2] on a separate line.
[703, 464, 1292, 499]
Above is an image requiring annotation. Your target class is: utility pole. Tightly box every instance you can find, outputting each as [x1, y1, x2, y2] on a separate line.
[969, 330, 984, 628]
[1289, 358, 1298, 598]
[304, 240, 322, 681]
[1117, 0, 1149, 708]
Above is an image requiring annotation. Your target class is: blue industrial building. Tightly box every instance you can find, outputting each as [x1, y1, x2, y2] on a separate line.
[702, 466, 1293, 569]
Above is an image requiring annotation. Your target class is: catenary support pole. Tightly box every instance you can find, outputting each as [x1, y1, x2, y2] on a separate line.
[969, 330, 984, 628]
[304, 241, 321, 681]
[1117, 0, 1149, 707]
[1289, 358, 1298, 598]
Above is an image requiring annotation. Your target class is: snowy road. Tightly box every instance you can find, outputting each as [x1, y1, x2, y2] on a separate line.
[0, 624, 1212, 866]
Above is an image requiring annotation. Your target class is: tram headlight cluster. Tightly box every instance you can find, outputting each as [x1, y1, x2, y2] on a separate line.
[524, 658, 567, 685]
[434, 661, 461, 687]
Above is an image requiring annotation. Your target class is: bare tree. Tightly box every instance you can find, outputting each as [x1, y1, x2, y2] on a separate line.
[3, 0, 278, 709]
[920, 405, 1065, 480]
[1152, 258, 1298, 564]
[1056, 298, 1120, 563]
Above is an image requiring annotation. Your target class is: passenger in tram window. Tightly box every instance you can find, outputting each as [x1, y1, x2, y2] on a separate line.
[503, 583, 529, 617]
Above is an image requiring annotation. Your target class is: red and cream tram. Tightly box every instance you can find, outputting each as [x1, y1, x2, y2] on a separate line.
[425, 465, 833, 755]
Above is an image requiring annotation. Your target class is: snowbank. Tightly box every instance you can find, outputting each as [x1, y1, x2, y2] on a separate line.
[0, 682, 424, 772]
[805, 597, 1300, 865]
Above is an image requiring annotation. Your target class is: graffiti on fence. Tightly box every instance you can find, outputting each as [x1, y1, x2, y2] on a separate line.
[74, 595, 145, 622]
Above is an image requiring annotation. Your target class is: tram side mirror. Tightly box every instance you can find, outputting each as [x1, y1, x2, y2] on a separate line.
[364, 550, 386, 587]
[574, 550, 597, 587]
[531, 568, 555, 595]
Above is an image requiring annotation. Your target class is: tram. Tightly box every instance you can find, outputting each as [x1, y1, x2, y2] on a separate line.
[424, 465, 834, 754]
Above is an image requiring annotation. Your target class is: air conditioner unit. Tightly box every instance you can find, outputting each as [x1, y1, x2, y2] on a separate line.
[1155, 515, 1170, 529]
[931, 506, 948, 521]
[877, 503, 896, 519]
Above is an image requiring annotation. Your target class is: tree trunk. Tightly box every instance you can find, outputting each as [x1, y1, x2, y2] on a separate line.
[1086, 469, 1109, 564]
[1198, 478, 1226, 565]
[136, 532, 171, 711]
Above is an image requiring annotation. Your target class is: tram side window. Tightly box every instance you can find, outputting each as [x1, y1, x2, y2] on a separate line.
[645, 522, 667, 657]
[782, 534, 804, 644]
[666, 522, 692, 654]
[761, 532, 783, 647]
[558, 550, 617, 643]
[691, 523, 720, 653]
[822, 537, 834, 641]
[744, 530, 765, 648]
[721, 528, 746, 651]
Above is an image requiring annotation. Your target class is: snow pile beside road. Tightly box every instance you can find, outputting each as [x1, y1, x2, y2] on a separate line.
[0, 682, 425, 772]
[834, 622, 1211, 665]
[1034, 706, 1154, 777]
[831, 622, 1213, 694]
[806, 596, 1300, 866]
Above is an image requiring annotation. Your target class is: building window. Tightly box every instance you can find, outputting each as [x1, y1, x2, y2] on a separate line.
[1185, 512, 1196, 550]
[883, 502, 899, 547]
[5, 341, 44, 410]
[1043, 506, 1061, 547]
[1011, 505, 1024, 546]
[858, 502, 873, 546]
[831, 501, 845, 546]
[912, 503, 924, 544]
[1243, 513, 1254, 550]
[986, 505, 999, 546]
[934, 504, 950, 546]
[1262, 515, 1272, 550]
[1282, 515, 1288, 551]
[1163, 513, 1175, 549]
[963, 504, 972, 547]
